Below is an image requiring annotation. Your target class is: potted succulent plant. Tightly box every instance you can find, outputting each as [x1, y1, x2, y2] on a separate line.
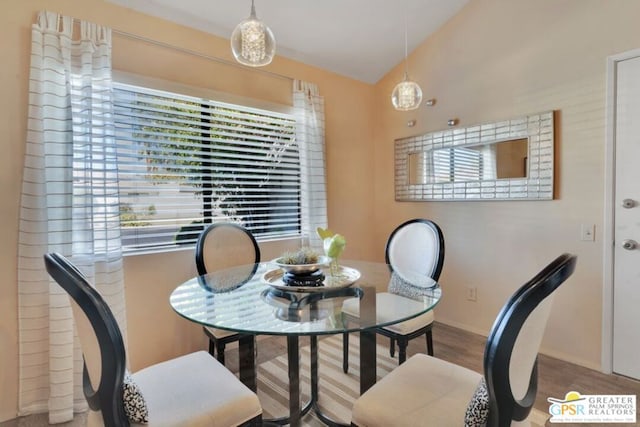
[274, 248, 329, 287]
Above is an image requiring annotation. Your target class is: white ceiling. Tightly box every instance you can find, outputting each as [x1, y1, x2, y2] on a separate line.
[105, 0, 469, 84]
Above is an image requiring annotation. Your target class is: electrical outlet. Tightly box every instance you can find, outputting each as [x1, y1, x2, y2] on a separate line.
[466, 287, 477, 302]
[581, 224, 595, 241]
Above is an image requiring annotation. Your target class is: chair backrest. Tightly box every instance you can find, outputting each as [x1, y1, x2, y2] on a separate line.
[483, 253, 577, 426]
[44, 253, 128, 427]
[195, 222, 261, 276]
[385, 218, 445, 284]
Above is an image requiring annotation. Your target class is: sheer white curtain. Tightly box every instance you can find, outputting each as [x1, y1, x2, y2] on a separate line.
[293, 80, 328, 249]
[17, 11, 127, 423]
[481, 144, 497, 180]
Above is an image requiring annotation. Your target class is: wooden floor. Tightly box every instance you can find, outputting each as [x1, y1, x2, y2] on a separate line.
[425, 323, 640, 414]
[4, 322, 639, 426]
[225, 322, 640, 418]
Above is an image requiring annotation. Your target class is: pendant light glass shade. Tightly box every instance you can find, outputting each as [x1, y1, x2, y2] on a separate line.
[392, 72, 423, 111]
[392, 4, 423, 111]
[231, 0, 276, 67]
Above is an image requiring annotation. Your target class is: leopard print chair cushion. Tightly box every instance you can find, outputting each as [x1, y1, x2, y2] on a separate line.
[388, 271, 436, 299]
[123, 371, 149, 424]
[464, 377, 489, 427]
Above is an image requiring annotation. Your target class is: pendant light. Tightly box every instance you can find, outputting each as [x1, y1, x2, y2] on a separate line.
[230, 0, 276, 67]
[391, 6, 422, 111]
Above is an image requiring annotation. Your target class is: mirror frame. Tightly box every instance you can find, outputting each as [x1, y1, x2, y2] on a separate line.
[395, 111, 554, 201]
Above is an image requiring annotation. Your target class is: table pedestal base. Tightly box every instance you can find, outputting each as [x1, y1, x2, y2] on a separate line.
[308, 331, 377, 427]
[239, 330, 377, 427]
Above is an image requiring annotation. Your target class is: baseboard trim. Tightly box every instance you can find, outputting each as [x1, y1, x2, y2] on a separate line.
[537, 348, 601, 371]
[436, 317, 490, 337]
[435, 318, 603, 372]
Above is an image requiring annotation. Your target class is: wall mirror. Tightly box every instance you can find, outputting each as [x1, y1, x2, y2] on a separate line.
[396, 111, 554, 201]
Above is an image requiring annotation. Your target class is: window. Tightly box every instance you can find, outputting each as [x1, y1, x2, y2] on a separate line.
[431, 147, 486, 183]
[113, 82, 299, 252]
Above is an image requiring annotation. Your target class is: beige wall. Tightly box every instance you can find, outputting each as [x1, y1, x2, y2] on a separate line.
[372, 0, 640, 370]
[0, 0, 375, 420]
[3, 0, 640, 422]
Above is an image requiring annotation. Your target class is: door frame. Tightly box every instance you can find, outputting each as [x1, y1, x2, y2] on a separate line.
[602, 48, 640, 374]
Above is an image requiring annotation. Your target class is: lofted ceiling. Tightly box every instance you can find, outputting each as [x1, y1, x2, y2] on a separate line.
[105, 0, 469, 84]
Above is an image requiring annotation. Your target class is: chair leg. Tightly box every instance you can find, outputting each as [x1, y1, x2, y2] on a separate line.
[254, 336, 258, 359]
[389, 337, 395, 357]
[343, 333, 349, 373]
[398, 337, 408, 364]
[208, 338, 216, 358]
[216, 341, 226, 365]
[426, 330, 434, 356]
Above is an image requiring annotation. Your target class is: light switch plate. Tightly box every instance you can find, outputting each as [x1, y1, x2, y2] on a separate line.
[581, 224, 595, 241]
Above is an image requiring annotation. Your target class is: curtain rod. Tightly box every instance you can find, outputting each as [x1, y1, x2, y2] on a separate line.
[72, 18, 294, 83]
[113, 28, 294, 83]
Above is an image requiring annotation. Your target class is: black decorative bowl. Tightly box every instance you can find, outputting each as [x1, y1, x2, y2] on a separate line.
[282, 270, 325, 287]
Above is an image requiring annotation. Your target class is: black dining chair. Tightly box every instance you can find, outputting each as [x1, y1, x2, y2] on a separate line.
[342, 218, 445, 372]
[195, 222, 261, 365]
[351, 253, 577, 427]
[44, 252, 262, 427]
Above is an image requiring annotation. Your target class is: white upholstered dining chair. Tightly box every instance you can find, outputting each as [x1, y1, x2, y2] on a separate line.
[351, 253, 577, 427]
[44, 252, 262, 427]
[195, 222, 261, 365]
[342, 218, 444, 372]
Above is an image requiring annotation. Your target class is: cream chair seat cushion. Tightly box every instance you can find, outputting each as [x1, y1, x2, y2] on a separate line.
[88, 351, 261, 427]
[352, 353, 533, 427]
[382, 310, 434, 335]
[342, 292, 434, 335]
[352, 353, 481, 427]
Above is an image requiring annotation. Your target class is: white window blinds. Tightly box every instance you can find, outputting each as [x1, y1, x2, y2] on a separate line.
[431, 147, 484, 183]
[113, 82, 300, 252]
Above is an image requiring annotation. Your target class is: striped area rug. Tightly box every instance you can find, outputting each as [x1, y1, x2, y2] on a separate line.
[257, 335, 397, 425]
[256, 334, 549, 426]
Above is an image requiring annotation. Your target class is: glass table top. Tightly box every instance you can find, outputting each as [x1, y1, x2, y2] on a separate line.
[170, 260, 441, 336]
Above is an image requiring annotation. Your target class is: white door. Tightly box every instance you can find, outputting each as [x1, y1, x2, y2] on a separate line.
[612, 54, 640, 380]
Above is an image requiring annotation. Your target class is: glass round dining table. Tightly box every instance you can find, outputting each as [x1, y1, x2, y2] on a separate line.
[170, 259, 441, 427]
